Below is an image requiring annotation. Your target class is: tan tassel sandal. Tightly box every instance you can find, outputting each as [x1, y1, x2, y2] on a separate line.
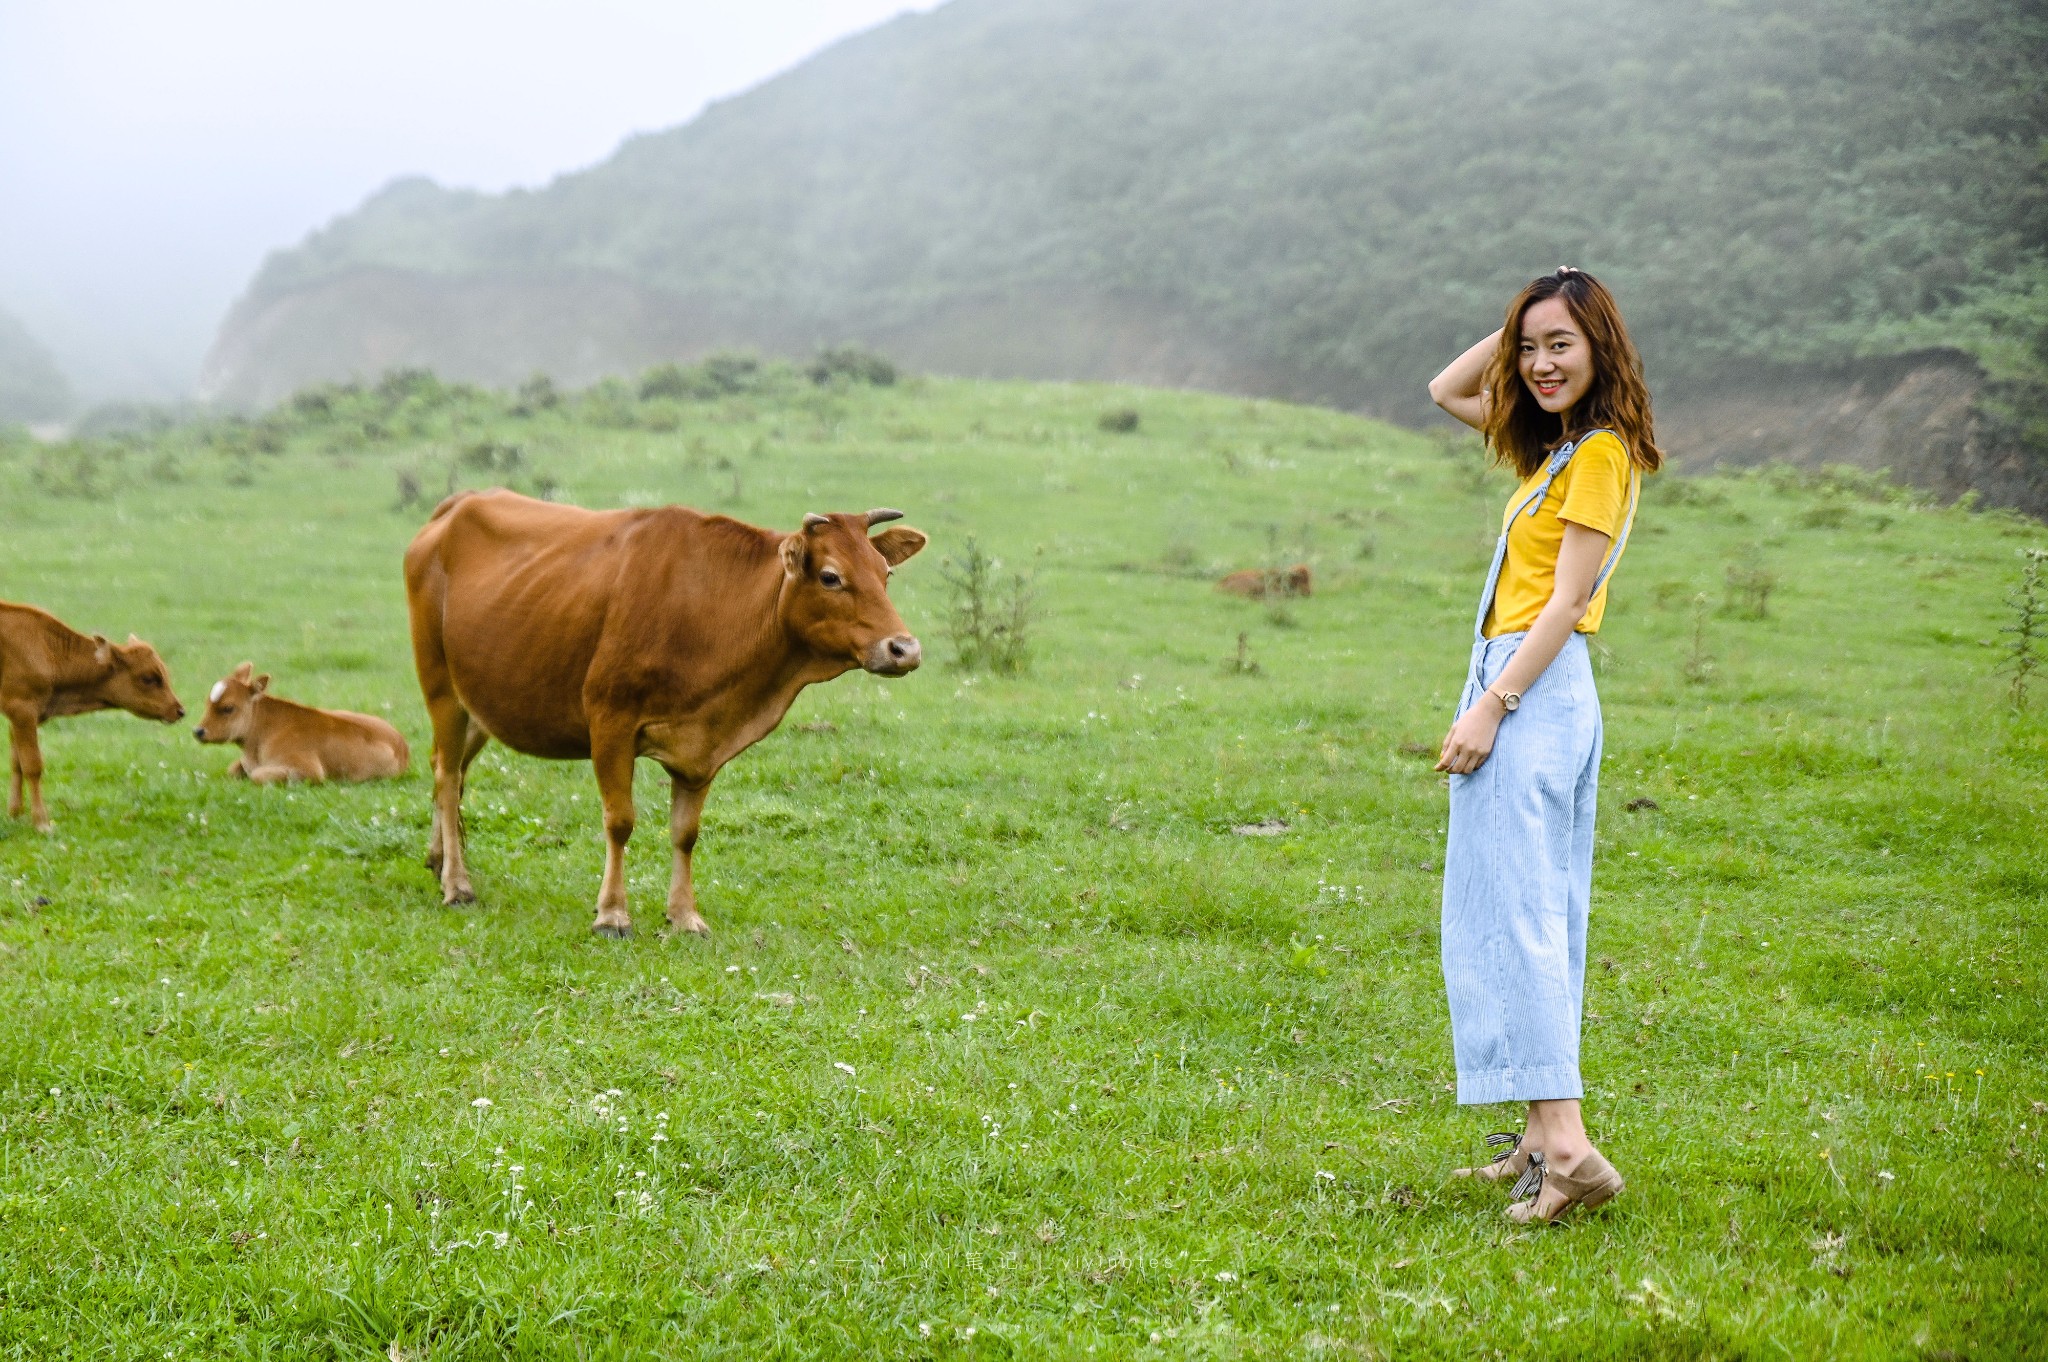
[1504, 1149, 1624, 1224]
[1452, 1131, 1531, 1186]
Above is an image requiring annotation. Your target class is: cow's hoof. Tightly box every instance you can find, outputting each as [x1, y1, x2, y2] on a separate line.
[444, 888, 476, 907]
[592, 922, 633, 939]
[666, 917, 711, 937]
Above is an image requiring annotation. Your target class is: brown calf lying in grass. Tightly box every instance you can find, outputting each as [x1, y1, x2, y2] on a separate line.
[1215, 564, 1313, 599]
[1, 599, 186, 831]
[192, 663, 409, 784]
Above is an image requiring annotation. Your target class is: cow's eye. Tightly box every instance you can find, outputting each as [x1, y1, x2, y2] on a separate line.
[218, 704, 235, 715]
[142, 673, 162, 688]
[819, 569, 843, 589]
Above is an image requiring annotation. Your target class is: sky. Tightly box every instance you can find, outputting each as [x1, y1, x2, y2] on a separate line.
[0, 0, 940, 402]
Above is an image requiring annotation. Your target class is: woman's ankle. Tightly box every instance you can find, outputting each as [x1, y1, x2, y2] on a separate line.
[1542, 1136, 1596, 1174]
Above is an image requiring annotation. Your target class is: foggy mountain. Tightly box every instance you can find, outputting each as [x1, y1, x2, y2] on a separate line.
[0, 306, 75, 425]
[202, 0, 2048, 502]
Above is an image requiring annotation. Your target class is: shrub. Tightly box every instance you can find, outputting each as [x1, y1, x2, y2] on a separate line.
[514, 373, 560, 413]
[461, 441, 525, 475]
[701, 352, 765, 395]
[581, 378, 639, 428]
[31, 441, 122, 499]
[1098, 408, 1140, 433]
[1646, 474, 1730, 508]
[289, 388, 334, 421]
[639, 353, 776, 402]
[638, 363, 693, 401]
[1722, 547, 1777, 619]
[394, 468, 425, 512]
[808, 346, 897, 387]
[938, 538, 1036, 674]
[1223, 631, 1261, 676]
[375, 367, 443, 406]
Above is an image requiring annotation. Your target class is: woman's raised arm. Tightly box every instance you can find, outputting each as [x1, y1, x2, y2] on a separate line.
[1428, 328, 1501, 431]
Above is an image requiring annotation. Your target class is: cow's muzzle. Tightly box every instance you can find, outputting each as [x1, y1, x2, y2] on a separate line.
[865, 634, 922, 676]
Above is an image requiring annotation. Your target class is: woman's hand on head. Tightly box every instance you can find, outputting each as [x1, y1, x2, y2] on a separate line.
[1436, 700, 1503, 775]
[1428, 329, 1502, 432]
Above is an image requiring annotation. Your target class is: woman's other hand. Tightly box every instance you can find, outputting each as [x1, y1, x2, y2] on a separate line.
[1436, 696, 1504, 774]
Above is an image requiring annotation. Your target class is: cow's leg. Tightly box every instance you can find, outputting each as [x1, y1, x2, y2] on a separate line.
[590, 729, 638, 937]
[246, 762, 304, 785]
[4, 707, 49, 832]
[666, 776, 712, 935]
[426, 700, 478, 904]
[425, 724, 487, 872]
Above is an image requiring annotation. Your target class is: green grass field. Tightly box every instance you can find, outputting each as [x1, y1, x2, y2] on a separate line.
[1, 371, 2043, 1358]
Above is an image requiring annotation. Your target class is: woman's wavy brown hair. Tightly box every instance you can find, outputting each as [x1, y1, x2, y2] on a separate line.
[1482, 268, 1662, 477]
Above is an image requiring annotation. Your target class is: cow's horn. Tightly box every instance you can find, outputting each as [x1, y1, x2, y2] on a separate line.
[865, 508, 904, 526]
[802, 513, 832, 530]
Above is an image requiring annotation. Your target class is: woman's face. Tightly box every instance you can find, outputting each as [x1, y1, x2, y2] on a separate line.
[1518, 296, 1595, 416]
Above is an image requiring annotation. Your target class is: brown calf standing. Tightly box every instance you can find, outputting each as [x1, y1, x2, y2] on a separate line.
[192, 663, 409, 783]
[1216, 564, 1313, 599]
[0, 600, 186, 831]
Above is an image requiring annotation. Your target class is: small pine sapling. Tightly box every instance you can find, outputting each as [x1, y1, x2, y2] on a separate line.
[939, 537, 1037, 674]
[1999, 547, 2047, 710]
[1683, 593, 1716, 684]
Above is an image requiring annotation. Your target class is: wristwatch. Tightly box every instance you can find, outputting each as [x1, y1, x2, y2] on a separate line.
[1488, 686, 1522, 713]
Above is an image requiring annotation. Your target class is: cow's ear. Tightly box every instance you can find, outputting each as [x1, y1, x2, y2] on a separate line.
[780, 533, 808, 578]
[232, 662, 254, 683]
[91, 633, 113, 667]
[870, 527, 928, 567]
[251, 674, 271, 696]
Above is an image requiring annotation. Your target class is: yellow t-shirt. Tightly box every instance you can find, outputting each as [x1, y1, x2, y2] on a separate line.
[1483, 430, 1637, 638]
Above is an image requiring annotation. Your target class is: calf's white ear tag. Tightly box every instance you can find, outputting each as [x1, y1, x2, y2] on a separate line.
[209, 681, 228, 704]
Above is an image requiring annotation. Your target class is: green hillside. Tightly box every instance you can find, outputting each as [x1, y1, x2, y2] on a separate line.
[1, 369, 2043, 1354]
[214, 0, 2047, 429]
[0, 305, 73, 424]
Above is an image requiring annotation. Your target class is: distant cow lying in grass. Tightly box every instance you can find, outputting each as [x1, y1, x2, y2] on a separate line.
[1215, 564, 1313, 599]
[1, 599, 186, 832]
[192, 663, 409, 784]
[405, 490, 927, 937]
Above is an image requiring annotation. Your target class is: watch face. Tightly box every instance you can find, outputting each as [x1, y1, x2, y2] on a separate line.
[1502, 693, 1520, 711]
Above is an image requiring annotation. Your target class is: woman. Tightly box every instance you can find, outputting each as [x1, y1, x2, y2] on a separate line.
[1425, 267, 1660, 1224]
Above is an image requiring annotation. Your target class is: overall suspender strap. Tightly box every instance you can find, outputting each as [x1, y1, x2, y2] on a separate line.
[1591, 465, 1641, 597]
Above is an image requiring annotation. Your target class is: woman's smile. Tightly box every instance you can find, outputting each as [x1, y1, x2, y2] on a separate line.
[1518, 296, 1593, 415]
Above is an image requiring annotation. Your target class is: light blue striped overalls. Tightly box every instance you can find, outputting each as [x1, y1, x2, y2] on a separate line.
[1441, 432, 1639, 1105]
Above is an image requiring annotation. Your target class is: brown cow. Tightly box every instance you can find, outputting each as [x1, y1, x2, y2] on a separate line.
[192, 663, 410, 783]
[404, 490, 927, 936]
[1215, 564, 1313, 599]
[0, 600, 186, 831]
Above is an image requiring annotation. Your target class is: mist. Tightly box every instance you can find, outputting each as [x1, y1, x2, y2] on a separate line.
[0, 0, 939, 404]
